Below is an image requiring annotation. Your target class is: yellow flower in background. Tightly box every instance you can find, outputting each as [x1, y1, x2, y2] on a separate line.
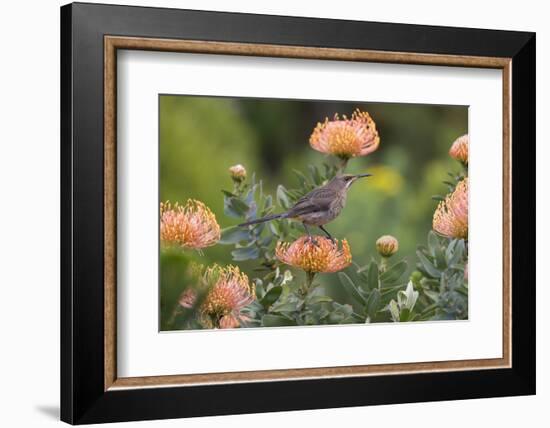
[309, 109, 380, 159]
[365, 165, 404, 196]
[160, 199, 221, 249]
[433, 179, 468, 239]
[449, 134, 469, 164]
[179, 265, 255, 329]
[276, 236, 352, 273]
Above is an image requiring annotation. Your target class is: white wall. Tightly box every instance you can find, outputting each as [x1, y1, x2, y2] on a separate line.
[0, 0, 545, 427]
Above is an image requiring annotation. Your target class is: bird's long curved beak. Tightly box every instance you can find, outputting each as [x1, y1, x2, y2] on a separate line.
[355, 173, 372, 179]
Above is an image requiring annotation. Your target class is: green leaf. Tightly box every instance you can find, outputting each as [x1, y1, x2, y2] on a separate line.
[434, 245, 447, 270]
[260, 286, 283, 308]
[445, 239, 458, 262]
[258, 235, 273, 247]
[307, 295, 333, 305]
[380, 284, 405, 300]
[268, 221, 281, 237]
[380, 261, 408, 286]
[287, 189, 302, 200]
[231, 246, 260, 261]
[261, 314, 297, 327]
[245, 185, 257, 206]
[449, 239, 465, 267]
[224, 198, 241, 218]
[328, 303, 354, 323]
[251, 222, 266, 237]
[387, 300, 400, 322]
[271, 301, 300, 313]
[308, 165, 322, 184]
[276, 185, 291, 210]
[293, 169, 310, 187]
[399, 308, 411, 322]
[231, 197, 250, 214]
[364, 261, 379, 291]
[426, 231, 446, 268]
[262, 195, 273, 213]
[339, 272, 367, 305]
[365, 289, 381, 318]
[279, 219, 290, 236]
[419, 303, 439, 319]
[224, 196, 249, 218]
[424, 289, 440, 302]
[221, 190, 236, 197]
[427, 231, 440, 256]
[218, 226, 249, 244]
[255, 279, 266, 299]
[416, 251, 441, 278]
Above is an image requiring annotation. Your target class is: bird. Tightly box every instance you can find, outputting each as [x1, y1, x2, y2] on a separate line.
[238, 173, 372, 242]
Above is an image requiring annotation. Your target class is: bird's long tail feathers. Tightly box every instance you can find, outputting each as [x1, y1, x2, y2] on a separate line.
[239, 213, 287, 227]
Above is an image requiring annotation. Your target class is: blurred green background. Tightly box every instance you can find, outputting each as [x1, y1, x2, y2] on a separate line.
[160, 95, 467, 305]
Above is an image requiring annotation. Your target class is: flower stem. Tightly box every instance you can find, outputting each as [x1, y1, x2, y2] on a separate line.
[300, 271, 316, 295]
[338, 156, 349, 173]
[168, 305, 182, 327]
[461, 161, 468, 176]
[379, 256, 389, 274]
[233, 181, 243, 196]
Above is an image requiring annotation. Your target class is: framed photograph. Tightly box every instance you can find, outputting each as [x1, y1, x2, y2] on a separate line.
[60, 2, 535, 424]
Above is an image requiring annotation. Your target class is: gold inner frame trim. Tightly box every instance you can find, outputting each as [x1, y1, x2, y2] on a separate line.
[104, 35, 512, 391]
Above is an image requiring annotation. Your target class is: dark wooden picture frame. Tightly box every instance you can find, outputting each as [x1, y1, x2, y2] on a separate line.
[61, 2, 535, 424]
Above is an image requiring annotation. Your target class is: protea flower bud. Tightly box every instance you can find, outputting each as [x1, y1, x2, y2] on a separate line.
[376, 235, 399, 257]
[275, 236, 352, 273]
[228, 164, 247, 182]
[160, 199, 221, 249]
[449, 135, 469, 165]
[309, 109, 380, 159]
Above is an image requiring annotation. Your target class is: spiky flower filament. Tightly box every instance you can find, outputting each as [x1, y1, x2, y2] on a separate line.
[180, 265, 255, 329]
[433, 179, 468, 239]
[276, 236, 352, 273]
[160, 199, 221, 249]
[309, 109, 380, 159]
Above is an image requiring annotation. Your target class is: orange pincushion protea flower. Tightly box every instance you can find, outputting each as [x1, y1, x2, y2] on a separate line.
[276, 236, 352, 273]
[202, 266, 254, 317]
[433, 179, 469, 239]
[179, 265, 255, 329]
[309, 109, 380, 159]
[449, 134, 469, 164]
[160, 199, 220, 249]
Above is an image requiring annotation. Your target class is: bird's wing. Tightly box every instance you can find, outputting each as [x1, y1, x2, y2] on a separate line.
[287, 187, 334, 217]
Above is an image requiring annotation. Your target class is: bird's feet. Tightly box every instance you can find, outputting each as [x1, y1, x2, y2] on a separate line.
[306, 235, 319, 247]
[322, 234, 336, 246]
